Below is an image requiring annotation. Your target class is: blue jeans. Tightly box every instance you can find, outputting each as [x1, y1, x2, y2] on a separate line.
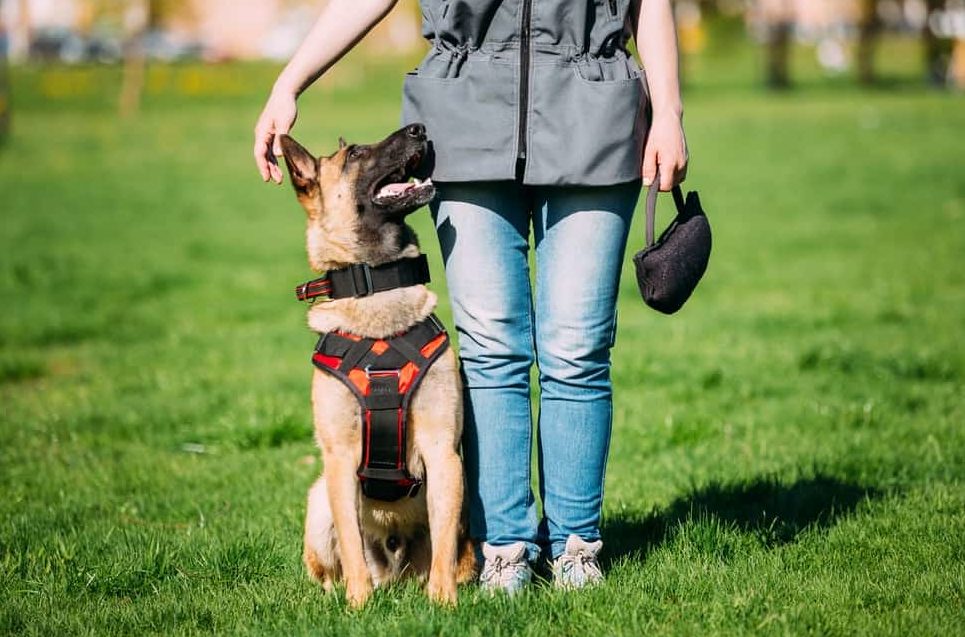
[430, 179, 640, 560]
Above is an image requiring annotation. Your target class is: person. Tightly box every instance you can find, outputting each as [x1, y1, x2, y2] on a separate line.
[254, 0, 688, 594]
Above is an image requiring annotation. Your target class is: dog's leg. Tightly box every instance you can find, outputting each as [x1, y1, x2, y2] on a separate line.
[424, 448, 463, 605]
[304, 474, 340, 592]
[323, 452, 373, 608]
[455, 535, 478, 585]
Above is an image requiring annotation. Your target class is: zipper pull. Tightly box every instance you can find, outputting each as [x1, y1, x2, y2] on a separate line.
[608, 0, 618, 18]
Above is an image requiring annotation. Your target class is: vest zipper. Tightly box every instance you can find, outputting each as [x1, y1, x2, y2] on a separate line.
[607, 0, 618, 18]
[516, 0, 533, 170]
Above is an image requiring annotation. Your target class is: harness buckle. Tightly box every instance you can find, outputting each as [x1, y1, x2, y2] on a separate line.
[407, 481, 422, 498]
[427, 313, 446, 334]
[307, 290, 332, 305]
[296, 280, 332, 304]
[349, 263, 375, 297]
[364, 366, 401, 380]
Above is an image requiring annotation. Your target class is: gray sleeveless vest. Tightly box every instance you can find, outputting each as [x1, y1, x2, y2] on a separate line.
[401, 0, 649, 185]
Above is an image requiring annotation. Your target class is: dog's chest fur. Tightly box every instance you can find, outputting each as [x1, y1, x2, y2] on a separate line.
[306, 284, 438, 339]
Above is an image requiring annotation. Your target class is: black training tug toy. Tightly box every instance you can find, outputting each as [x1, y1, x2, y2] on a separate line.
[632, 169, 712, 314]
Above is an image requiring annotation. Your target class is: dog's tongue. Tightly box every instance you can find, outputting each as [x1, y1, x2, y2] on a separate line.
[376, 178, 432, 200]
[378, 182, 415, 198]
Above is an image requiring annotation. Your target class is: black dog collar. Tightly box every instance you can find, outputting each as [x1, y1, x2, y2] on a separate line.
[295, 255, 430, 302]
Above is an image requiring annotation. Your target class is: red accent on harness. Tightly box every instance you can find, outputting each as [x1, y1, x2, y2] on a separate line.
[296, 278, 332, 302]
[310, 315, 449, 501]
[295, 255, 431, 302]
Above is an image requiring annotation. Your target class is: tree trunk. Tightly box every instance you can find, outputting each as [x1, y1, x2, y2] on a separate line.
[10, 0, 31, 61]
[765, 20, 792, 89]
[119, 0, 149, 118]
[857, 0, 879, 85]
[922, 0, 949, 87]
[759, 0, 793, 89]
[119, 44, 146, 118]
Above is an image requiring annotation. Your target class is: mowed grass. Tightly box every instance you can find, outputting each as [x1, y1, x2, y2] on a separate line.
[1, 37, 963, 635]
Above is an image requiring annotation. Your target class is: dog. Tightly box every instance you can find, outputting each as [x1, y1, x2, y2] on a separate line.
[279, 124, 475, 608]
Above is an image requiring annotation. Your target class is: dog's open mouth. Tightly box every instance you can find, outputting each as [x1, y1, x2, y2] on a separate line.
[371, 151, 435, 209]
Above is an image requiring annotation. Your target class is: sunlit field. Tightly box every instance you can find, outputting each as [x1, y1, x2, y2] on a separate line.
[1, 35, 963, 635]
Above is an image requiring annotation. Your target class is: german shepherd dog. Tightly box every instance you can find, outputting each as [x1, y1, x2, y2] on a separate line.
[279, 125, 475, 607]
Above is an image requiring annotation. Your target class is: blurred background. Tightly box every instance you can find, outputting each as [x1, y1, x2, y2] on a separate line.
[0, 0, 963, 146]
[1, 0, 964, 115]
[1, 0, 964, 138]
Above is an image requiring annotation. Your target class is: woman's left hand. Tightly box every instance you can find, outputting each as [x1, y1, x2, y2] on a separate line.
[642, 113, 689, 191]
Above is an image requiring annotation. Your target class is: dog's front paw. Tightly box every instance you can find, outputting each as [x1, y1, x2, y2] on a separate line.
[346, 580, 373, 609]
[427, 578, 457, 606]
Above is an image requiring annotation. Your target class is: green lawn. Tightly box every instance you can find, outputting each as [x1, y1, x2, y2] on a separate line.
[1, 38, 963, 635]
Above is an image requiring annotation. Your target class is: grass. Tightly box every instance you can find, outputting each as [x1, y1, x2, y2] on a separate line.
[1, 35, 963, 635]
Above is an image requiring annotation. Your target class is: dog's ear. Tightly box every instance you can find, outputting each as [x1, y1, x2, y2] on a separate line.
[279, 135, 318, 193]
[338, 137, 347, 150]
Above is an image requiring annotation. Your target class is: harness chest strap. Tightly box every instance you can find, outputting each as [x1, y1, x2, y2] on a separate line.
[310, 314, 450, 502]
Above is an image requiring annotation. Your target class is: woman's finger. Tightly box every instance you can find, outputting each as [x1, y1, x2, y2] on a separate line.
[271, 125, 289, 158]
[642, 148, 658, 187]
[254, 127, 272, 182]
[254, 146, 268, 181]
[254, 121, 275, 181]
[269, 153, 283, 184]
[660, 162, 675, 191]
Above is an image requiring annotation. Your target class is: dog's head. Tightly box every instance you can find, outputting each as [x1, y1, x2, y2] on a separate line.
[279, 124, 434, 272]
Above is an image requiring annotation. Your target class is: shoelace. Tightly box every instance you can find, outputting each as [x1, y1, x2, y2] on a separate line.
[482, 556, 526, 583]
[482, 556, 504, 579]
[558, 551, 602, 581]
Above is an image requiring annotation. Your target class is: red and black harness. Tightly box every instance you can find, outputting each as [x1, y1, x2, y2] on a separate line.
[296, 256, 449, 502]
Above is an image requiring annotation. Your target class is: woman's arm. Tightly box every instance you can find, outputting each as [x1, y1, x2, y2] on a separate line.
[631, 0, 689, 190]
[254, 0, 399, 183]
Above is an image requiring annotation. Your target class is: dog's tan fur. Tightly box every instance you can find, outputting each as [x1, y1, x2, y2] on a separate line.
[281, 133, 475, 608]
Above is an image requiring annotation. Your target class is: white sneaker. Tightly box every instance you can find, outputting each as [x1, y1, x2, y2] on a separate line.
[552, 535, 604, 589]
[479, 541, 532, 595]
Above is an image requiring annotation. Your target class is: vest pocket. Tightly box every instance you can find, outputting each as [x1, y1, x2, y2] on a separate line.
[526, 61, 648, 185]
[414, 47, 470, 80]
[573, 54, 641, 83]
[401, 60, 517, 182]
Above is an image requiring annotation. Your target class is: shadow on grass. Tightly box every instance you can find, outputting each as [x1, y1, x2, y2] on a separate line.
[602, 475, 878, 566]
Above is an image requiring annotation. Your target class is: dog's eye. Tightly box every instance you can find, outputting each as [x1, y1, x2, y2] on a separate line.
[348, 146, 367, 160]
[385, 535, 400, 552]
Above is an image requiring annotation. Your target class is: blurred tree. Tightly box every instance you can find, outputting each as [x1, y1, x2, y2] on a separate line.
[124, 0, 191, 116]
[922, 0, 951, 86]
[758, 0, 793, 89]
[13, 0, 30, 60]
[118, 1, 148, 117]
[85, 0, 191, 115]
[857, 0, 880, 85]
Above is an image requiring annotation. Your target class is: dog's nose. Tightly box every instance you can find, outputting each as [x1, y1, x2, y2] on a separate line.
[405, 124, 426, 139]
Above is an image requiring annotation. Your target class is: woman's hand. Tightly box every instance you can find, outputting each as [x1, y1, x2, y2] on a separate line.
[643, 112, 688, 191]
[250, 0, 399, 184]
[254, 89, 298, 184]
[632, 0, 687, 190]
